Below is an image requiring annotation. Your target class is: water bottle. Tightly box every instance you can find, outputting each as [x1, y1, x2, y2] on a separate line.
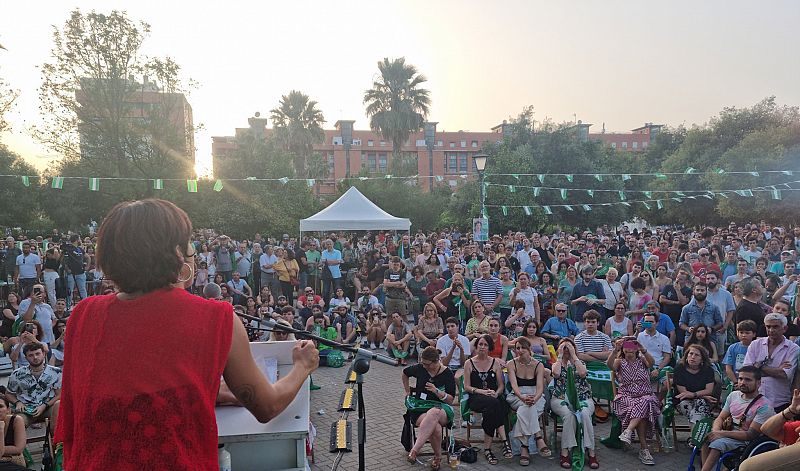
[218, 444, 231, 471]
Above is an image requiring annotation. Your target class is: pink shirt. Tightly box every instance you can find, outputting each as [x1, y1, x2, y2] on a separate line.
[743, 337, 799, 407]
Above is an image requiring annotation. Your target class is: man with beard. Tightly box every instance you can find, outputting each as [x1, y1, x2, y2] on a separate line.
[6, 342, 61, 435]
[705, 271, 736, 353]
[679, 282, 723, 346]
[698, 366, 772, 471]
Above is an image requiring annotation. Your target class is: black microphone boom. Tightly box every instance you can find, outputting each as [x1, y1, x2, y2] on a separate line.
[237, 313, 399, 367]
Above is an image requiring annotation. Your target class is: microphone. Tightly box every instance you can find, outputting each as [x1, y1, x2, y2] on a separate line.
[238, 313, 399, 367]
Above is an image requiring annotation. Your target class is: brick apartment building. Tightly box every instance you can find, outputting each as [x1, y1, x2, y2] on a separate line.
[211, 116, 660, 194]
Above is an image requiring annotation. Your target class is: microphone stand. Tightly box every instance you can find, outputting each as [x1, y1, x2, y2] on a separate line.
[237, 313, 397, 471]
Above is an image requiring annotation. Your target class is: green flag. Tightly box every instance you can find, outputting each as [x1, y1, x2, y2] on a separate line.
[594, 174, 603, 182]
[542, 206, 552, 215]
[656, 200, 664, 209]
[586, 189, 594, 198]
[642, 201, 651, 210]
[511, 173, 519, 180]
[749, 171, 759, 177]
[618, 191, 626, 201]
[582, 204, 592, 211]
[714, 168, 725, 174]
[21, 176, 30, 187]
[734, 189, 753, 197]
[771, 189, 782, 200]
[51, 176, 64, 189]
[153, 179, 164, 190]
[674, 191, 686, 197]
[718, 192, 729, 199]
[501, 206, 508, 216]
[88, 177, 100, 191]
[622, 174, 631, 181]
[644, 191, 652, 198]
[685, 167, 697, 174]
[565, 174, 573, 182]
[523, 206, 532, 216]
[385, 174, 392, 179]
[782, 171, 793, 176]
[537, 174, 545, 184]
[564, 205, 573, 211]
[560, 188, 567, 200]
[508, 185, 516, 193]
[435, 175, 443, 182]
[187, 179, 198, 193]
[306, 179, 315, 187]
[278, 177, 290, 184]
[533, 187, 542, 197]
[655, 173, 667, 179]
[213, 179, 224, 192]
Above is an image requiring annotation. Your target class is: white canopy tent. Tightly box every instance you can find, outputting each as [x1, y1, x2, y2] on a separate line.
[299, 186, 411, 234]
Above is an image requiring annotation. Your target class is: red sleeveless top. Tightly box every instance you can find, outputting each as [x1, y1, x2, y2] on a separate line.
[54, 288, 233, 470]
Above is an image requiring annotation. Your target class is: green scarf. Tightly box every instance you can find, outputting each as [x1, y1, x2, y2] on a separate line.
[405, 396, 455, 424]
[566, 366, 585, 471]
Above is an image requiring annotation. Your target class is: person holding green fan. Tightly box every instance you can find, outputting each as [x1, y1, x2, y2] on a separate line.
[549, 338, 598, 469]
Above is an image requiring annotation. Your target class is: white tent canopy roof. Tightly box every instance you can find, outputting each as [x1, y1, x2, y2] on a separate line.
[299, 186, 411, 232]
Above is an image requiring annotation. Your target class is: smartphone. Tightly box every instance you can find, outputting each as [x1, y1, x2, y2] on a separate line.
[24, 323, 35, 334]
[33, 287, 42, 296]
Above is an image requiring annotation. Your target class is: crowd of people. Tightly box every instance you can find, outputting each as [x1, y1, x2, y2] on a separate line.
[3, 220, 800, 469]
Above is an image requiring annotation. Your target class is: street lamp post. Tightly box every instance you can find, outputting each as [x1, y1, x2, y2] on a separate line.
[473, 153, 488, 219]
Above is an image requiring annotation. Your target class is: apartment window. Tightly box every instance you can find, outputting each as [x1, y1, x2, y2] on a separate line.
[367, 140, 374, 147]
[367, 153, 377, 172]
[632, 141, 638, 149]
[449, 142, 455, 148]
[437, 140, 443, 147]
[380, 140, 387, 147]
[642, 141, 648, 148]
[415, 139, 426, 147]
[622, 141, 628, 149]
[459, 154, 469, 172]
[360, 152, 367, 168]
[611, 142, 617, 149]
[471, 140, 478, 148]
[460, 140, 466, 148]
[327, 152, 335, 175]
[379, 153, 387, 172]
[447, 154, 458, 174]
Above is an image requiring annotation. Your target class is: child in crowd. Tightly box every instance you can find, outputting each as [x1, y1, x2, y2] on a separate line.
[722, 320, 757, 385]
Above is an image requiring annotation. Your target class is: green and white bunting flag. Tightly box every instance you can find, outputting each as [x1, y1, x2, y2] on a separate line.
[564, 205, 573, 211]
[700, 194, 713, 200]
[278, 177, 290, 184]
[508, 185, 516, 193]
[153, 179, 164, 190]
[656, 200, 664, 209]
[560, 188, 567, 200]
[306, 179, 315, 187]
[542, 206, 552, 215]
[523, 206, 532, 216]
[675, 191, 686, 197]
[565, 174, 573, 182]
[655, 173, 667, 179]
[685, 167, 697, 174]
[734, 189, 753, 197]
[714, 168, 725, 174]
[622, 174, 631, 181]
[618, 191, 626, 201]
[51, 176, 64, 189]
[620, 201, 631, 207]
[582, 204, 592, 211]
[385, 174, 392, 179]
[672, 197, 682, 202]
[88, 177, 100, 191]
[511, 174, 519, 180]
[537, 174, 545, 184]
[187, 179, 198, 193]
[718, 192, 729, 199]
[772, 189, 782, 200]
[213, 180, 224, 192]
[21, 176, 30, 187]
[359, 176, 368, 181]
[642, 202, 651, 210]
[749, 171, 759, 177]
[644, 191, 653, 198]
[435, 175, 443, 182]
[782, 171, 793, 176]
[586, 189, 594, 198]
[533, 187, 541, 197]
[594, 174, 603, 182]
[501, 206, 508, 216]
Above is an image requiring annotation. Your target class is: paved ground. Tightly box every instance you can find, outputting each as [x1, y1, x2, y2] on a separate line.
[309, 353, 696, 471]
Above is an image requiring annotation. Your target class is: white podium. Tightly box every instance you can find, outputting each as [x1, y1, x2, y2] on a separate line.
[216, 341, 310, 471]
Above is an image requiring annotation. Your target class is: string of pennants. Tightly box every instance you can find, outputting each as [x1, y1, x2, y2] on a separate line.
[488, 168, 797, 182]
[9, 173, 451, 193]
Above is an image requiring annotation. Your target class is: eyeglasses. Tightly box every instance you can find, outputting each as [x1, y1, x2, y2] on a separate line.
[700, 253, 709, 257]
[556, 309, 567, 313]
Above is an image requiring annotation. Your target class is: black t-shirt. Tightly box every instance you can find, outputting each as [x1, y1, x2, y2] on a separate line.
[673, 364, 715, 393]
[403, 363, 456, 401]
[506, 256, 521, 273]
[734, 299, 766, 332]
[534, 247, 552, 267]
[660, 284, 693, 323]
[384, 269, 405, 299]
[295, 248, 307, 270]
[63, 243, 85, 275]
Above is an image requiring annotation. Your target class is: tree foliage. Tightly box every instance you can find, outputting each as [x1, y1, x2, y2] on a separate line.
[270, 90, 326, 178]
[363, 57, 431, 162]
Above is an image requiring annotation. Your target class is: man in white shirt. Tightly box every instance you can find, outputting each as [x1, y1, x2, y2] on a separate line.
[17, 284, 55, 344]
[15, 242, 42, 295]
[436, 317, 471, 371]
[637, 311, 672, 396]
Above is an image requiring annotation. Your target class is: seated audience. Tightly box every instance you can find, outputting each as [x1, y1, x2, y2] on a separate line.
[575, 310, 613, 362]
[0, 395, 27, 470]
[723, 320, 757, 384]
[743, 313, 799, 412]
[541, 303, 579, 344]
[506, 337, 550, 465]
[673, 344, 716, 426]
[6, 342, 60, 435]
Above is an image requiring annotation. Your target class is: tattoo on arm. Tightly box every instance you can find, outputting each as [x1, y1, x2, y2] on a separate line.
[232, 383, 257, 409]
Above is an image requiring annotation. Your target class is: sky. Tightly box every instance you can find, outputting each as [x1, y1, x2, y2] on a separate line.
[1, 0, 799, 175]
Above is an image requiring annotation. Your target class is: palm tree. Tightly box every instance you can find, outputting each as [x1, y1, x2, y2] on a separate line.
[270, 90, 325, 177]
[363, 57, 431, 166]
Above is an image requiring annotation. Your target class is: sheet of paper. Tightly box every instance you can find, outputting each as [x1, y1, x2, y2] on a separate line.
[256, 356, 279, 383]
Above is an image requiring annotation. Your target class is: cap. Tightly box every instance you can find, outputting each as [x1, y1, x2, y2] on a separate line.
[277, 295, 287, 299]
[282, 234, 289, 239]
[781, 250, 793, 256]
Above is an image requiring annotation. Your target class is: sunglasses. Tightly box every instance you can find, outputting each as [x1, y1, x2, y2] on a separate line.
[556, 309, 567, 313]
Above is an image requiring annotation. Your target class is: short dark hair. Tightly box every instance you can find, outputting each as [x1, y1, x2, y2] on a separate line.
[23, 341, 46, 356]
[631, 277, 646, 290]
[583, 310, 600, 322]
[477, 334, 494, 351]
[736, 319, 758, 333]
[97, 199, 192, 294]
[737, 365, 762, 380]
[445, 317, 458, 327]
[390, 256, 401, 264]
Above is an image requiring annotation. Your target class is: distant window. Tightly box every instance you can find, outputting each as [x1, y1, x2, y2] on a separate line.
[459, 155, 468, 172]
[622, 141, 628, 149]
[367, 140, 374, 147]
[416, 139, 426, 147]
[642, 141, 648, 148]
[360, 152, 367, 168]
[437, 140, 443, 147]
[632, 141, 638, 149]
[379, 153, 387, 172]
[471, 141, 478, 148]
[460, 140, 466, 148]
[368, 153, 377, 172]
[449, 142, 455, 148]
[611, 142, 617, 149]
[380, 140, 387, 147]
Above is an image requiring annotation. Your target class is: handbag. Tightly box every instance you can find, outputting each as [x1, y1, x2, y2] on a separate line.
[459, 446, 479, 463]
[284, 261, 300, 287]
